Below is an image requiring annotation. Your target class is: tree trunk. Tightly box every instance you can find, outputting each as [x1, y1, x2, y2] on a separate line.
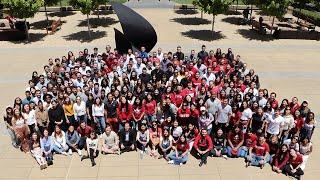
[212, 14, 215, 34]
[97, 6, 100, 19]
[271, 16, 275, 34]
[60, 0, 62, 12]
[25, 19, 29, 40]
[201, 11, 203, 19]
[44, 4, 49, 34]
[250, 4, 253, 22]
[87, 14, 91, 37]
[297, 8, 301, 22]
[236, 0, 239, 12]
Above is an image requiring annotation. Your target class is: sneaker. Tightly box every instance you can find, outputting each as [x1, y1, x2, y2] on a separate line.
[77, 149, 82, 156]
[44, 164, 47, 169]
[140, 151, 144, 159]
[68, 149, 72, 155]
[179, 163, 183, 166]
[117, 149, 121, 155]
[40, 164, 44, 170]
[199, 161, 203, 167]
[92, 161, 96, 167]
[222, 155, 228, 159]
[168, 160, 174, 164]
[62, 152, 68, 156]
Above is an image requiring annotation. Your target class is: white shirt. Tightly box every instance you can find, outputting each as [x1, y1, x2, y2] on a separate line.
[73, 101, 87, 116]
[79, 66, 91, 75]
[267, 115, 284, 135]
[92, 104, 105, 117]
[216, 104, 232, 123]
[240, 108, 253, 121]
[23, 110, 36, 125]
[282, 115, 294, 131]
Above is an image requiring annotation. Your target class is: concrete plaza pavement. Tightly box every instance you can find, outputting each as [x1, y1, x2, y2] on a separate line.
[0, 5, 320, 180]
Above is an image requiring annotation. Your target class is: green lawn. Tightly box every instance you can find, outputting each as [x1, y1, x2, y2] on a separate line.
[172, 0, 245, 5]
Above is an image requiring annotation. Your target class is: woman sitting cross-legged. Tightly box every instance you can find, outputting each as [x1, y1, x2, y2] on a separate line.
[101, 125, 120, 155]
[81, 132, 99, 166]
[167, 135, 189, 165]
[282, 149, 304, 180]
[30, 132, 47, 170]
[158, 128, 173, 160]
[52, 125, 69, 156]
[136, 123, 150, 159]
[272, 144, 290, 174]
[66, 125, 82, 156]
[40, 128, 54, 166]
[246, 135, 270, 169]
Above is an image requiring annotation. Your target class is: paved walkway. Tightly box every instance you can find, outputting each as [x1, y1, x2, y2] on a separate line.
[124, 0, 176, 8]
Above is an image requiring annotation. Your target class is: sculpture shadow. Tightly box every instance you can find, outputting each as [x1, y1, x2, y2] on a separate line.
[221, 16, 243, 25]
[48, 11, 76, 17]
[77, 17, 118, 28]
[174, 9, 198, 15]
[182, 30, 226, 41]
[9, 32, 47, 44]
[92, 10, 114, 16]
[237, 29, 275, 41]
[29, 19, 66, 30]
[63, 30, 106, 42]
[171, 17, 211, 25]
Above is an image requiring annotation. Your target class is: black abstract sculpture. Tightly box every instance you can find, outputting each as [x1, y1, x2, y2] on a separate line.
[111, 2, 158, 54]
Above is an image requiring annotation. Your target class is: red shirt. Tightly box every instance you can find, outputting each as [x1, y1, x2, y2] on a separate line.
[289, 154, 303, 169]
[293, 117, 304, 133]
[176, 141, 190, 153]
[76, 126, 93, 137]
[132, 105, 145, 120]
[191, 77, 202, 87]
[244, 133, 257, 148]
[117, 104, 132, 121]
[274, 150, 290, 169]
[269, 99, 279, 109]
[181, 87, 196, 99]
[228, 131, 244, 147]
[253, 142, 270, 156]
[149, 127, 162, 139]
[144, 100, 156, 115]
[290, 103, 300, 114]
[174, 92, 183, 107]
[193, 134, 213, 150]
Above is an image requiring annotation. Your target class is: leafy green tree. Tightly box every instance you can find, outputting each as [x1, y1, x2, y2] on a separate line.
[70, 0, 94, 37]
[94, 0, 108, 18]
[1, 0, 44, 38]
[242, 0, 257, 20]
[260, 0, 293, 32]
[44, 0, 60, 29]
[193, 0, 231, 34]
[294, 0, 312, 21]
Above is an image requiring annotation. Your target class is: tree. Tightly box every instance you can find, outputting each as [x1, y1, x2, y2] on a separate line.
[193, 0, 231, 34]
[70, 0, 94, 37]
[260, 0, 293, 33]
[1, 0, 44, 38]
[242, 0, 257, 20]
[192, 0, 203, 19]
[94, 0, 108, 19]
[294, 0, 312, 21]
[44, 0, 60, 32]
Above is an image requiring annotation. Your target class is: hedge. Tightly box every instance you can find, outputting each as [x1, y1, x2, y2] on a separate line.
[293, 8, 320, 26]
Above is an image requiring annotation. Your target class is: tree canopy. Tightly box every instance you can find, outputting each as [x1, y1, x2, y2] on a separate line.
[1, 0, 44, 19]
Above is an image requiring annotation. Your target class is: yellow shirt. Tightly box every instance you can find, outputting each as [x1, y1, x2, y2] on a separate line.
[63, 104, 75, 116]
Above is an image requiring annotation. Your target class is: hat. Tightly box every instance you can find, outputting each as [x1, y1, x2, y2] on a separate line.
[200, 106, 206, 111]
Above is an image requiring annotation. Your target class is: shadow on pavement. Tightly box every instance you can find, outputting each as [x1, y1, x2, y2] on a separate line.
[181, 30, 226, 41]
[171, 17, 211, 25]
[221, 16, 243, 25]
[174, 9, 198, 15]
[48, 11, 76, 17]
[9, 33, 47, 44]
[29, 19, 66, 30]
[63, 30, 107, 42]
[237, 29, 275, 41]
[77, 17, 118, 28]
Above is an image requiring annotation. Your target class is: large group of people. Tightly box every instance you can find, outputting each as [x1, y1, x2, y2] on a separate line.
[3, 45, 315, 179]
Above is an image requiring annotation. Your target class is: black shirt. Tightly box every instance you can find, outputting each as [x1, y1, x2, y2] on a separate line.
[104, 100, 118, 118]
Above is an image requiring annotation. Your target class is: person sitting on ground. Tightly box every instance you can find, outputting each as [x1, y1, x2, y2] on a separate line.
[193, 129, 213, 167]
[272, 144, 290, 174]
[81, 132, 99, 167]
[159, 128, 173, 161]
[119, 122, 136, 153]
[76, 121, 93, 150]
[149, 121, 162, 158]
[101, 125, 120, 155]
[66, 125, 82, 156]
[283, 149, 304, 180]
[168, 135, 189, 165]
[246, 136, 270, 169]
[227, 125, 244, 157]
[30, 132, 47, 170]
[136, 123, 150, 159]
[238, 129, 258, 158]
[40, 128, 53, 166]
[52, 125, 68, 156]
[210, 128, 228, 159]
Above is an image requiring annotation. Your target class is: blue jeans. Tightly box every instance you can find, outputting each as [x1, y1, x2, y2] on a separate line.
[95, 116, 106, 134]
[247, 153, 270, 166]
[53, 144, 68, 154]
[7, 128, 18, 147]
[227, 146, 241, 157]
[168, 151, 188, 165]
[145, 115, 155, 126]
[238, 146, 249, 158]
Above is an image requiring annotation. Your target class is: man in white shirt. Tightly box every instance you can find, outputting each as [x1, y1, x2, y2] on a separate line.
[215, 99, 232, 129]
[133, 57, 146, 76]
[203, 67, 216, 85]
[265, 109, 284, 136]
[156, 47, 163, 61]
[79, 62, 91, 75]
